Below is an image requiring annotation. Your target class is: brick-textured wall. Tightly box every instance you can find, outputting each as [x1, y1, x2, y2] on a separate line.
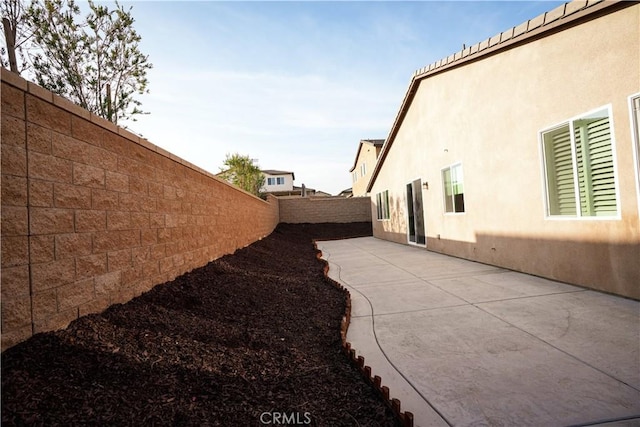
[1, 69, 279, 350]
[278, 196, 371, 224]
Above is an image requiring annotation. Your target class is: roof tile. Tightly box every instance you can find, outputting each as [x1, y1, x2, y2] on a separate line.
[513, 21, 529, 38]
[544, 3, 567, 24]
[527, 12, 546, 31]
[501, 27, 514, 42]
[565, 0, 588, 16]
[489, 34, 502, 47]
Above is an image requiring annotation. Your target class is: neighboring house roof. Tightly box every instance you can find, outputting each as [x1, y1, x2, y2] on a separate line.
[367, 0, 628, 192]
[262, 170, 295, 180]
[314, 191, 332, 197]
[338, 188, 353, 197]
[348, 139, 385, 173]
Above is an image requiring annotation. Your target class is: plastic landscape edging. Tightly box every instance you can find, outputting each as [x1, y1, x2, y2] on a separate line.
[313, 238, 414, 427]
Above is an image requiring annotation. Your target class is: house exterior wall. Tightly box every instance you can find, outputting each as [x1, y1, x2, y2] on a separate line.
[371, 4, 640, 299]
[279, 196, 372, 224]
[351, 144, 381, 197]
[262, 173, 294, 193]
[0, 70, 280, 350]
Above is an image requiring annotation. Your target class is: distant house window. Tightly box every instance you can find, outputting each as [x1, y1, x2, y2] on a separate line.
[541, 107, 618, 217]
[267, 177, 285, 186]
[352, 172, 358, 182]
[361, 163, 366, 177]
[442, 164, 465, 213]
[376, 190, 390, 220]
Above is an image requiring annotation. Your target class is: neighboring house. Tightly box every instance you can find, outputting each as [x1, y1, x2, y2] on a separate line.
[338, 188, 354, 198]
[349, 139, 385, 196]
[261, 170, 327, 197]
[367, 1, 639, 299]
[262, 170, 295, 193]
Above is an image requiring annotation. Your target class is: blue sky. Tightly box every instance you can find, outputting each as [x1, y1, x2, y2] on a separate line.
[120, 1, 565, 195]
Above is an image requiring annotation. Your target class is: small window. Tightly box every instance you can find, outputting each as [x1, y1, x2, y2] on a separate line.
[376, 190, 390, 220]
[542, 107, 618, 217]
[352, 172, 358, 183]
[442, 164, 465, 213]
[361, 163, 366, 177]
[267, 177, 275, 185]
[276, 177, 285, 185]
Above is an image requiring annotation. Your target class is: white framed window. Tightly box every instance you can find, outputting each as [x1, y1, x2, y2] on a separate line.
[267, 177, 275, 185]
[442, 163, 465, 213]
[541, 106, 619, 218]
[352, 172, 358, 183]
[376, 190, 390, 220]
[276, 177, 285, 185]
[361, 163, 366, 177]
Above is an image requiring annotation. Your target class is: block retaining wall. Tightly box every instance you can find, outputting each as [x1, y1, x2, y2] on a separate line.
[279, 196, 371, 224]
[0, 69, 279, 350]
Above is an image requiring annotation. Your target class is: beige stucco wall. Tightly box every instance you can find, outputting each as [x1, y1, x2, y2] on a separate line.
[351, 143, 381, 197]
[371, 4, 640, 299]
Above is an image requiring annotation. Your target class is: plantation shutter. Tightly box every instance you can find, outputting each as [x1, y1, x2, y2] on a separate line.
[383, 190, 389, 219]
[443, 168, 454, 213]
[544, 126, 576, 215]
[574, 115, 617, 216]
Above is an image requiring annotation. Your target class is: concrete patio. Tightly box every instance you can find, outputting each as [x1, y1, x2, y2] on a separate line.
[317, 237, 640, 427]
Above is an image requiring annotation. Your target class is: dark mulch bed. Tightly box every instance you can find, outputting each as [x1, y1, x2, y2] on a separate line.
[2, 223, 401, 426]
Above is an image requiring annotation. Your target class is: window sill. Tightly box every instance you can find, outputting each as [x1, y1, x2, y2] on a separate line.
[544, 214, 621, 221]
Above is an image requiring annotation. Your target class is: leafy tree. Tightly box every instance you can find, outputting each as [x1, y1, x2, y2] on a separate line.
[21, 0, 152, 124]
[219, 153, 265, 198]
[1, 0, 34, 74]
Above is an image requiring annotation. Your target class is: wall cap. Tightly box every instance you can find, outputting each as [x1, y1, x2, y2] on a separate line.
[0, 67, 271, 205]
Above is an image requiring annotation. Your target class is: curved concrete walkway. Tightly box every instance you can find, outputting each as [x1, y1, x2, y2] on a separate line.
[317, 237, 640, 427]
